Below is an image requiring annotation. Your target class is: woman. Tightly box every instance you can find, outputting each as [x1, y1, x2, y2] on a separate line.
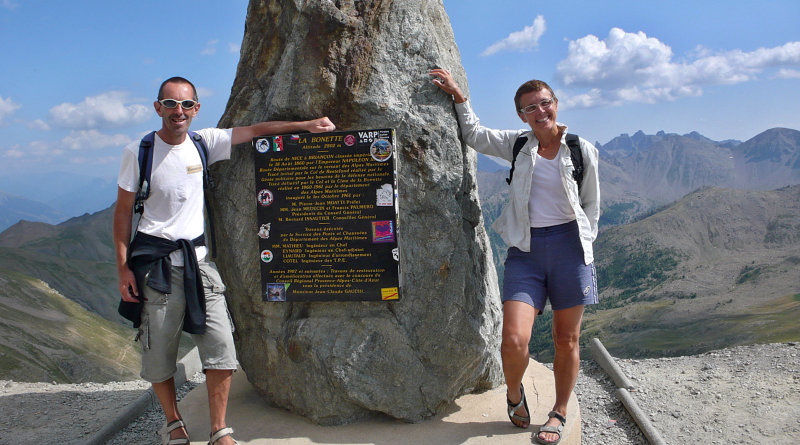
[429, 68, 600, 445]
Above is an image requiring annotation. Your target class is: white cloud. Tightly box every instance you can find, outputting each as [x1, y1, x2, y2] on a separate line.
[2, 0, 18, 10]
[0, 96, 21, 124]
[20, 140, 59, 157]
[6, 130, 129, 161]
[27, 119, 50, 131]
[69, 155, 120, 166]
[775, 68, 800, 79]
[228, 42, 240, 54]
[196, 87, 214, 100]
[556, 28, 800, 108]
[60, 130, 133, 150]
[48, 91, 150, 129]
[481, 15, 546, 57]
[3, 144, 23, 158]
[201, 39, 219, 56]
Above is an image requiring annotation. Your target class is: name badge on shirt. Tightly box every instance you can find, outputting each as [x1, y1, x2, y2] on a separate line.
[186, 164, 203, 174]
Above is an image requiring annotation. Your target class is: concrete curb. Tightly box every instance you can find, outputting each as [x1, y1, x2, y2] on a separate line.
[616, 387, 666, 445]
[589, 337, 635, 390]
[86, 347, 203, 445]
[589, 338, 666, 445]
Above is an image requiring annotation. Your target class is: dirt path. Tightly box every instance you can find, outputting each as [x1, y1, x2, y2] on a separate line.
[2, 342, 798, 444]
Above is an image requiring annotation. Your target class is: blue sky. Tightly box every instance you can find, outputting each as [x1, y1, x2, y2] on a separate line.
[1, 0, 799, 188]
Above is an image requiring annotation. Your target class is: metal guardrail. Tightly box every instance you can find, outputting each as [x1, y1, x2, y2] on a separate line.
[589, 337, 666, 445]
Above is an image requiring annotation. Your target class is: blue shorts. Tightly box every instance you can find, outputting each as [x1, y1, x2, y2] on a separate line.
[502, 220, 598, 313]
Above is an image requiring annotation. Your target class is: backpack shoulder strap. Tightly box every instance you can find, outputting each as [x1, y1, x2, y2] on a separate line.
[506, 135, 529, 185]
[134, 131, 157, 215]
[565, 133, 584, 192]
[188, 131, 209, 168]
[188, 131, 217, 258]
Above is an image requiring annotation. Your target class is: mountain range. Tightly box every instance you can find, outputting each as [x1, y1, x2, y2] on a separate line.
[0, 127, 798, 380]
[0, 205, 137, 382]
[0, 172, 116, 232]
[581, 185, 800, 358]
[478, 127, 800, 359]
[0, 204, 201, 382]
[0, 206, 121, 323]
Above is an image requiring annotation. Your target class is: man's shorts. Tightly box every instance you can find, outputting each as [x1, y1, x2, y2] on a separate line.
[138, 261, 239, 383]
[502, 220, 598, 314]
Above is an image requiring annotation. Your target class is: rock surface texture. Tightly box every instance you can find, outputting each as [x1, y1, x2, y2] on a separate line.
[211, 0, 502, 424]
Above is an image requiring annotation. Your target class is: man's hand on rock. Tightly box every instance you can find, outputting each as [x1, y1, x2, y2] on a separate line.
[306, 117, 336, 133]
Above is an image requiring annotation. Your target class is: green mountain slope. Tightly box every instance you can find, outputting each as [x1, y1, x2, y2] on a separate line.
[480, 184, 800, 361]
[581, 185, 800, 358]
[0, 205, 121, 322]
[0, 268, 141, 383]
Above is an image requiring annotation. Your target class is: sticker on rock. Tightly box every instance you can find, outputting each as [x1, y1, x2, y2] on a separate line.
[381, 287, 399, 300]
[265, 283, 286, 302]
[370, 139, 392, 162]
[371, 220, 395, 243]
[257, 189, 274, 207]
[376, 184, 393, 206]
[255, 138, 270, 153]
[258, 223, 272, 239]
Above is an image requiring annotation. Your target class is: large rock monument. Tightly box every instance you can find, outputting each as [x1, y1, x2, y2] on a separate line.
[211, 0, 502, 424]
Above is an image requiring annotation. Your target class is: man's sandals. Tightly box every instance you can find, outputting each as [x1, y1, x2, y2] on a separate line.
[208, 427, 238, 445]
[536, 410, 566, 445]
[159, 419, 189, 445]
[506, 383, 531, 428]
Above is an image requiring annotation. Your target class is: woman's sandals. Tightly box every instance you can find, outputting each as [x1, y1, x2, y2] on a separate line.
[158, 419, 189, 445]
[506, 383, 531, 428]
[536, 410, 566, 445]
[208, 427, 238, 445]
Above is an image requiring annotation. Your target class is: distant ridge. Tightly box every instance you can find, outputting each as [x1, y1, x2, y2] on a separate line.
[0, 205, 120, 322]
[475, 127, 800, 360]
[585, 185, 800, 358]
[0, 191, 64, 232]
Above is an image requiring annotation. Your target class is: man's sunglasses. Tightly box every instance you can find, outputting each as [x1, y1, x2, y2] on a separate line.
[158, 99, 199, 109]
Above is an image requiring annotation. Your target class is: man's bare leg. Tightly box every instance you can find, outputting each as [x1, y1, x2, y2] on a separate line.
[206, 369, 235, 445]
[152, 378, 188, 440]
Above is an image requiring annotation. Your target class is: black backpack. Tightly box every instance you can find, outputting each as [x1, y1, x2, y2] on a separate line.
[506, 133, 584, 193]
[134, 131, 217, 257]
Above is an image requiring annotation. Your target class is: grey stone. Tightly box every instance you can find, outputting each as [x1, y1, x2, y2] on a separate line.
[210, 0, 502, 425]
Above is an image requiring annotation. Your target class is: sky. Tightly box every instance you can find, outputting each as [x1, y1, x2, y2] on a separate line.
[1, 0, 799, 190]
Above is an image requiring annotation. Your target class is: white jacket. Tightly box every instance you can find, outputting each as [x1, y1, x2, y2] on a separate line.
[455, 100, 600, 264]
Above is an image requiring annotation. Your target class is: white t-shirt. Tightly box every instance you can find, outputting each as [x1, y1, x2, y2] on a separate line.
[118, 128, 233, 265]
[528, 153, 576, 228]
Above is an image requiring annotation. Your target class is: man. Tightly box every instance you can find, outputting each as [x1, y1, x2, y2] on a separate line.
[113, 76, 335, 445]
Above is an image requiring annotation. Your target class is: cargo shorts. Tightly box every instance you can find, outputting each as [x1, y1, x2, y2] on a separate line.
[138, 261, 238, 383]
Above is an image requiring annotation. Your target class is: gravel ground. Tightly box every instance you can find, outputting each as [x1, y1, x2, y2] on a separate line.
[2, 342, 798, 445]
[572, 342, 800, 444]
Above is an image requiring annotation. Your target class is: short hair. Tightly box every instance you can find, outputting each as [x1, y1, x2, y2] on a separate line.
[514, 80, 556, 112]
[157, 76, 199, 101]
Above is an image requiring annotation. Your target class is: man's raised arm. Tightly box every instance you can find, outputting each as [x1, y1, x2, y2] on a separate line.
[231, 117, 336, 145]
